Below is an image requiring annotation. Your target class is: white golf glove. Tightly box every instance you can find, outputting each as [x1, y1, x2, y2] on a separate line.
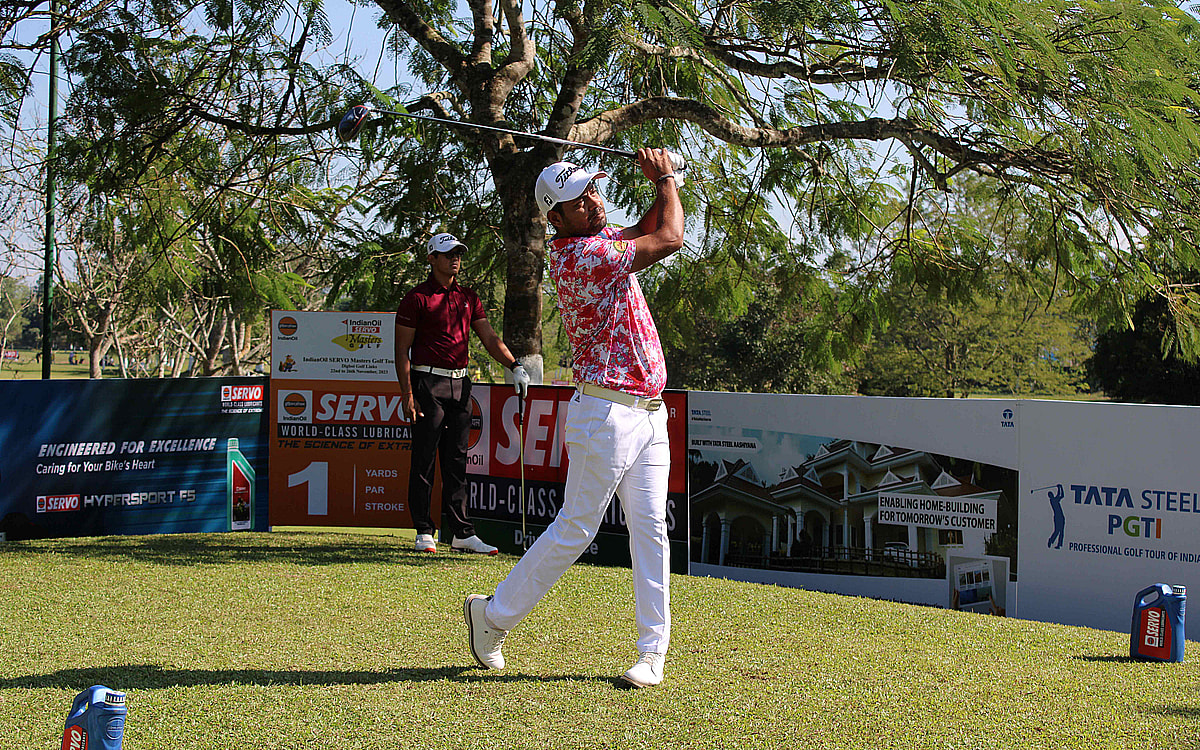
[665, 150, 686, 187]
[511, 363, 530, 400]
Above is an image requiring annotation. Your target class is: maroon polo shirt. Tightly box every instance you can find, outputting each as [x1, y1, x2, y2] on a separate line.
[395, 275, 486, 369]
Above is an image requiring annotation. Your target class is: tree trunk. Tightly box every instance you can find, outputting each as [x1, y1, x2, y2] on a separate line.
[494, 153, 548, 382]
[203, 307, 228, 375]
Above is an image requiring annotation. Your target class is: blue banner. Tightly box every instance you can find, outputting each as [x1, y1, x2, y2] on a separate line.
[0, 378, 269, 540]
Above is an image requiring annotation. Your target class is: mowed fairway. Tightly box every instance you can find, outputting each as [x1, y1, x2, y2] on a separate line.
[1, 531, 1197, 749]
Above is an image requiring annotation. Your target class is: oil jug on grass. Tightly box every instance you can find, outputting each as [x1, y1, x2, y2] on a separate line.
[62, 685, 125, 750]
[1130, 583, 1186, 663]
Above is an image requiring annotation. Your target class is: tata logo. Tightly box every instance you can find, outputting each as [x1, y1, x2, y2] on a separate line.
[1000, 408, 1015, 428]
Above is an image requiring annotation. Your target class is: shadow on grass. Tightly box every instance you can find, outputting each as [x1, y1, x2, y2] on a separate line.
[1, 533, 476, 568]
[1073, 654, 1137, 663]
[1144, 705, 1200, 719]
[0, 664, 610, 690]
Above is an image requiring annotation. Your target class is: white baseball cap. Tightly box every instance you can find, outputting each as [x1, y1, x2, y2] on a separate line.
[534, 161, 607, 215]
[428, 232, 468, 255]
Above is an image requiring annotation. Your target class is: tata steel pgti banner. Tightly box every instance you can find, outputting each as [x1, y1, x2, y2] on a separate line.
[0, 377, 269, 540]
[1018, 400, 1200, 634]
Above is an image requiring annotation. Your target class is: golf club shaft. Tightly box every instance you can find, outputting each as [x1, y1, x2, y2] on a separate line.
[518, 394, 527, 551]
[371, 107, 638, 159]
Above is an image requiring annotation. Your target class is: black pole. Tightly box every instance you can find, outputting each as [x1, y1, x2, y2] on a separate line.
[41, 0, 59, 379]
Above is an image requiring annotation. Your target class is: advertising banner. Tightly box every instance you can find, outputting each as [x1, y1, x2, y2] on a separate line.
[1018, 400, 1200, 633]
[268, 310, 419, 528]
[268, 309, 688, 571]
[688, 392, 1018, 613]
[467, 386, 690, 573]
[0, 377, 269, 540]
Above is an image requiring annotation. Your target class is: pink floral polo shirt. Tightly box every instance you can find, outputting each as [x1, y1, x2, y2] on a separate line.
[548, 226, 667, 397]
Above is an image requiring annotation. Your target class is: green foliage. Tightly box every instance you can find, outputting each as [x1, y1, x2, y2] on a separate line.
[1088, 293, 1200, 404]
[13, 0, 1200, 379]
[857, 270, 1095, 398]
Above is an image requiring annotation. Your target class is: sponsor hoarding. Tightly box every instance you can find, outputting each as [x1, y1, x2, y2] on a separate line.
[467, 385, 690, 572]
[1018, 400, 1200, 633]
[0, 377, 268, 540]
[269, 310, 420, 528]
[269, 310, 689, 571]
[687, 392, 1018, 611]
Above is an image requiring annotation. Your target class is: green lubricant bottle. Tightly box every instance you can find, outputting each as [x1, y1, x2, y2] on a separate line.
[227, 438, 255, 531]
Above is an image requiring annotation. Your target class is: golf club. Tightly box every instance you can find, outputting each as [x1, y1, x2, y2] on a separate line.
[338, 104, 687, 175]
[517, 391, 528, 552]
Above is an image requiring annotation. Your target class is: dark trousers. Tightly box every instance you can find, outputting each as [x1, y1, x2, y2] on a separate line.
[408, 371, 474, 539]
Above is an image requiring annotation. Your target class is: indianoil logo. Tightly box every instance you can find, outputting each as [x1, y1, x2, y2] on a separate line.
[283, 392, 308, 416]
[277, 316, 298, 337]
[468, 396, 483, 449]
[277, 390, 312, 423]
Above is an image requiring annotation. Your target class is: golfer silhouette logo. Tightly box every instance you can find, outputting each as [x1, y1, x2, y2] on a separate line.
[1041, 483, 1066, 549]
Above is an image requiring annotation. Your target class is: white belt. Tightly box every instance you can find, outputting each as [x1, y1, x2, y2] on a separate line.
[413, 364, 468, 378]
[578, 383, 663, 412]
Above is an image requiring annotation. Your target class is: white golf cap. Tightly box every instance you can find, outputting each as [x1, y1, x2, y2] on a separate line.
[428, 232, 468, 255]
[535, 161, 607, 215]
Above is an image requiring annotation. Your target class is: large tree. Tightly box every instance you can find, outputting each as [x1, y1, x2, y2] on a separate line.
[8, 0, 1200, 380]
[1088, 293, 1200, 404]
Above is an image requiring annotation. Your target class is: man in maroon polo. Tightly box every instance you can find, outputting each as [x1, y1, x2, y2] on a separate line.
[395, 232, 530, 554]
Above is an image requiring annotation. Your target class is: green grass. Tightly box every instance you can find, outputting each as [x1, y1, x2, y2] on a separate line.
[2, 531, 1197, 749]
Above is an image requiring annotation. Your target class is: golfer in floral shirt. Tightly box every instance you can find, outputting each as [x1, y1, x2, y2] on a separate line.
[465, 148, 683, 688]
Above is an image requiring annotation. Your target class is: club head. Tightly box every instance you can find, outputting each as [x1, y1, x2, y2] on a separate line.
[337, 105, 371, 143]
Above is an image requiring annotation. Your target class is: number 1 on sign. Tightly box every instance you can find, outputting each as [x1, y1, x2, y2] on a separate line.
[289, 462, 329, 515]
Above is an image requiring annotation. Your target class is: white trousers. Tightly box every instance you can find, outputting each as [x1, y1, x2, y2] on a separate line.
[487, 391, 672, 654]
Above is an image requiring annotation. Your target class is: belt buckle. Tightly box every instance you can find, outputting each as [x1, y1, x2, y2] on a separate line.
[643, 398, 663, 412]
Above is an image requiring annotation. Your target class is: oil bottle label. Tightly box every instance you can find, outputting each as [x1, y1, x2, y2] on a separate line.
[231, 461, 252, 530]
[61, 725, 87, 750]
[1138, 607, 1172, 660]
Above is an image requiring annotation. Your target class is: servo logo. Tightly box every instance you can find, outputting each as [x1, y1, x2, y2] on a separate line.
[221, 384, 264, 414]
[223, 385, 264, 402]
[62, 724, 86, 750]
[37, 495, 80, 513]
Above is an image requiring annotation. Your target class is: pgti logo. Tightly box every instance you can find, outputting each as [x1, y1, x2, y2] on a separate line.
[1000, 408, 1015, 428]
[1034, 483, 1067, 549]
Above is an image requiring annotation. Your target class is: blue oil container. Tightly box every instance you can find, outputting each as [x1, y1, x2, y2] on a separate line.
[61, 685, 125, 750]
[1130, 583, 1186, 663]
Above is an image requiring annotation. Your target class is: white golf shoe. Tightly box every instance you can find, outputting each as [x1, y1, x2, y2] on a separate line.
[465, 594, 507, 669]
[621, 652, 665, 688]
[415, 534, 437, 553]
[451, 535, 498, 555]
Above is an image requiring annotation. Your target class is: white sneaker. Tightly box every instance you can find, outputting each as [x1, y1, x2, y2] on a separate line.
[464, 594, 507, 669]
[451, 535, 498, 555]
[621, 652, 665, 688]
[415, 534, 437, 553]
